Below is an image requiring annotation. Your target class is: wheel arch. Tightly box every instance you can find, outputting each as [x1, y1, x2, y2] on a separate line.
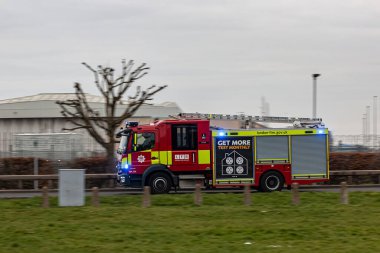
[258, 169, 285, 192]
[142, 164, 178, 187]
[259, 169, 285, 183]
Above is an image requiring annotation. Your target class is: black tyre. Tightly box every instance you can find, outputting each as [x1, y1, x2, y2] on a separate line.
[259, 171, 284, 192]
[149, 172, 172, 194]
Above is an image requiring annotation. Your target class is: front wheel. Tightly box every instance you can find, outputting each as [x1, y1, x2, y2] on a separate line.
[149, 172, 172, 194]
[259, 171, 284, 192]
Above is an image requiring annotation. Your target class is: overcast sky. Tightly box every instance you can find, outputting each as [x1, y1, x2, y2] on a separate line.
[1, 0, 379, 135]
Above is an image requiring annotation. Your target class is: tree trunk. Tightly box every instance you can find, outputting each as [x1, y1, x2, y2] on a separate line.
[105, 144, 116, 173]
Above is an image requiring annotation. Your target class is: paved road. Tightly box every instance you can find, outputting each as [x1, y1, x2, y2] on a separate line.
[1, 185, 380, 198]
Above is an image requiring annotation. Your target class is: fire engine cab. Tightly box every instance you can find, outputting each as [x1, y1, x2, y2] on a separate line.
[116, 113, 329, 194]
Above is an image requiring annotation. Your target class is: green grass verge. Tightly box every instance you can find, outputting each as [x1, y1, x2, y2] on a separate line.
[1, 192, 380, 253]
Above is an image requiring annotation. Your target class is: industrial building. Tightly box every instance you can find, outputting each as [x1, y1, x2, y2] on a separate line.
[0, 93, 182, 159]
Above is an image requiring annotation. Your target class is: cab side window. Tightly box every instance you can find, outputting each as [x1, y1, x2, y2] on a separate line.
[135, 132, 155, 151]
[172, 125, 198, 150]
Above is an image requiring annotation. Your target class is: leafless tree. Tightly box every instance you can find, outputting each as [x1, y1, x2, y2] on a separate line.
[56, 59, 166, 172]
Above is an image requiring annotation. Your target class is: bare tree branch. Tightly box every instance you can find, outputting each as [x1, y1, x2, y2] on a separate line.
[56, 59, 166, 172]
[82, 62, 107, 97]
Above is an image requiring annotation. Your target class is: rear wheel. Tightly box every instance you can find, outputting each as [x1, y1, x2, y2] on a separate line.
[149, 172, 172, 194]
[259, 171, 284, 192]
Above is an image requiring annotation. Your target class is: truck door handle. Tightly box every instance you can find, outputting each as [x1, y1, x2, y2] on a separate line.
[192, 153, 195, 163]
[151, 157, 158, 160]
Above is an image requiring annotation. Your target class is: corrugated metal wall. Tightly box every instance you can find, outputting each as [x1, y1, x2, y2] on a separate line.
[291, 135, 328, 176]
[256, 136, 289, 161]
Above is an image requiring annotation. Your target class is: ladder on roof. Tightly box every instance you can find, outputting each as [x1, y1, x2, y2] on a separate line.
[178, 112, 325, 128]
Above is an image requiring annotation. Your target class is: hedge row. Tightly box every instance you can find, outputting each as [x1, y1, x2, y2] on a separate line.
[328, 152, 380, 184]
[0, 157, 110, 189]
[0, 157, 111, 175]
[329, 152, 380, 170]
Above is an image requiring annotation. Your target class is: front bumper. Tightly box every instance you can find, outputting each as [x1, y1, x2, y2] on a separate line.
[117, 173, 142, 188]
[117, 173, 129, 184]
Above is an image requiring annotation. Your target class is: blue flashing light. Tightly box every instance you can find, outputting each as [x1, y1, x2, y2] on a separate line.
[318, 130, 324, 134]
[123, 163, 129, 169]
[219, 132, 226, 136]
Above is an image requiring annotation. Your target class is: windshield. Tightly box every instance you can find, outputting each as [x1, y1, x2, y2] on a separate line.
[117, 134, 130, 154]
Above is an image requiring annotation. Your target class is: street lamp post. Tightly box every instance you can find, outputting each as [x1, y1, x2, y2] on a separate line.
[374, 96, 378, 149]
[363, 113, 367, 146]
[312, 74, 321, 119]
[367, 105, 371, 147]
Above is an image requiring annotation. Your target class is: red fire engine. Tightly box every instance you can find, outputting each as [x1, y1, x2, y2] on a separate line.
[116, 113, 329, 193]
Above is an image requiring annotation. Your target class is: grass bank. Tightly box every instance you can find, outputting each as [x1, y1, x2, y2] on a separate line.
[1, 192, 380, 253]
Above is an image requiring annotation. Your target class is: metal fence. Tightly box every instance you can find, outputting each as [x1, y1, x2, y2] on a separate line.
[0, 132, 105, 159]
[331, 135, 380, 152]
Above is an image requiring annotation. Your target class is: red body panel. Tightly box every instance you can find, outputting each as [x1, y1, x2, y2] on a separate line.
[131, 152, 152, 174]
[171, 150, 199, 171]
